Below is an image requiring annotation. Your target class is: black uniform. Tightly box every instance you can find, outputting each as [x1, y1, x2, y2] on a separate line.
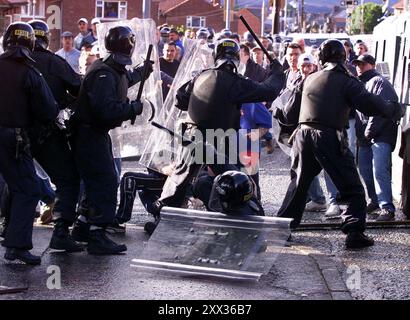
[72, 57, 142, 226]
[29, 47, 82, 223]
[158, 60, 285, 208]
[0, 52, 58, 249]
[277, 63, 399, 232]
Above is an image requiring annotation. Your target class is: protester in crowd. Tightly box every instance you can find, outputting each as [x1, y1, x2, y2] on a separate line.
[56, 31, 81, 74]
[73, 18, 94, 51]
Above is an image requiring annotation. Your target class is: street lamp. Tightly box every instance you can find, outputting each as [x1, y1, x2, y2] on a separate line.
[32, 0, 37, 19]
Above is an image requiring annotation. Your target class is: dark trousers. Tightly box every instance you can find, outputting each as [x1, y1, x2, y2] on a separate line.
[73, 126, 118, 226]
[115, 171, 167, 223]
[0, 128, 41, 249]
[0, 174, 5, 218]
[278, 127, 366, 233]
[31, 130, 80, 223]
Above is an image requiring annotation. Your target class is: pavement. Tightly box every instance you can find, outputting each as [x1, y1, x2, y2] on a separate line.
[0, 145, 409, 300]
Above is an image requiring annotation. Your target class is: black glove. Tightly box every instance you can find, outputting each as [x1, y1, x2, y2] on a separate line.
[133, 60, 154, 81]
[130, 100, 143, 125]
[268, 58, 284, 76]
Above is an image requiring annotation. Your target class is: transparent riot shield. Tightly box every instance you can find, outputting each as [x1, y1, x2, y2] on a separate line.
[271, 89, 293, 156]
[139, 40, 214, 174]
[131, 207, 292, 281]
[97, 18, 163, 158]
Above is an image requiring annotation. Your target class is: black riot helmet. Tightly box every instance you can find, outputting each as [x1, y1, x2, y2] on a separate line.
[207, 27, 215, 41]
[28, 19, 50, 50]
[213, 38, 240, 69]
[105, 25, 136, 65]
[209, 171, 254, 214]
[243, 31, 254, 43]
[219, 28, 232, 39]
[318, 39, 346, 65]
[2, 22, 35, 53]
[196, 27, 209, 40]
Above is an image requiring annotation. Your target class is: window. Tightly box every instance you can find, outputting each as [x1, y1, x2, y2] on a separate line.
[96, 1, 127, 20]
[186, 16, 206, 29]
[21, 0, 46, 18]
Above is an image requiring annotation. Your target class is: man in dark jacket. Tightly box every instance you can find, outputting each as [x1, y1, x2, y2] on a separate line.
[353, 54, 399, 221]
[239, 44, 268, 82]
[0, 22, 58, 264]
[28, 20, 83, 252]
[71, 26, 152, 254]
[276, 40, 403, 249]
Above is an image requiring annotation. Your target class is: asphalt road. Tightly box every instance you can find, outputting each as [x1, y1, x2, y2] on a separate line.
[0, 145, 409, 300]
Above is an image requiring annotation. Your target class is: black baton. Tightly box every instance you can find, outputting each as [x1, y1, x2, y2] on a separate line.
[131, 44, 154, 125]
[239, 15, 274, 64]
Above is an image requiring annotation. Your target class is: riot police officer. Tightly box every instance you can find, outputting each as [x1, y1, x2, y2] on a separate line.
[0, 22, 58, 264]
[277, 39, 404, 248]
[71, 26, 152, 254]
[146, 39, 284, 233]
[28, 19, 83, 253]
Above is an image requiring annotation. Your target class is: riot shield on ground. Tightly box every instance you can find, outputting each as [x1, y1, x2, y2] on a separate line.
[131, 207, 292, 281]
[97, 19, 163, 158]
[139, 40, 214, 174]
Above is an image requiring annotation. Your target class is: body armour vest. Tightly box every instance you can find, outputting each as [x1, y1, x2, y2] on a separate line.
[188, 69, 241, 131]
[31, 50, 70, 107]
[299, 68, 353, 130]
[76, 59, 128, 129]
[0, 58, 32, 128]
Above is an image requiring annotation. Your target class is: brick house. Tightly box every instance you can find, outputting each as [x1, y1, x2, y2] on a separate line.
[1, 0, 267, 51]
[234, 7, 263, 36]
[0, 0, 163, 51]
[158, 0, 226, 32]
[158, 0, 271, 36]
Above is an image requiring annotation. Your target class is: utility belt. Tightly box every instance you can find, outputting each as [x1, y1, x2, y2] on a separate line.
[0, 127, 31, 160]
[292, 123, 349, 155]
[34, 108, 75, 151]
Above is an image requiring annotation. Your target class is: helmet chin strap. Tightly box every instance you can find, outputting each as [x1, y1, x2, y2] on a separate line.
[214, 58, 239, 73]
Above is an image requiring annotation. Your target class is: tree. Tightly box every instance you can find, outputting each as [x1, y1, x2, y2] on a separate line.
[351, 3, 383, 34]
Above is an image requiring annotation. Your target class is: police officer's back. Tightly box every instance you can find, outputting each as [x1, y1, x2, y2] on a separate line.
[176, 39, 285, 132]
[0, 22, 58, 264]
[277, 40, 404, 249]
[29, 20, 81, 108]
[28, 20, 84, 253]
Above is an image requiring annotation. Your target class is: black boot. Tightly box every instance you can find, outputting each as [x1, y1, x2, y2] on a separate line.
[345, 231, 374, 249]
[4, 248, 41, 265]
[71, 219, 90, 243]
[50, 220, 84, 252]
[144, 221, 158, 236]
[0, 221, 7, 239]
[144, 215, 160, 236]
[87, 228, 127, 255]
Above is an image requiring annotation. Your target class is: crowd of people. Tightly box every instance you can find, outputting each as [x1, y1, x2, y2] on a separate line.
[0, 16, 406, 265]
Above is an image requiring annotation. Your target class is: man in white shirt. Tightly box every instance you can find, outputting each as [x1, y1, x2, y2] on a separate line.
[74, 18, 94, 50]
[55, 31, 81, 74]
